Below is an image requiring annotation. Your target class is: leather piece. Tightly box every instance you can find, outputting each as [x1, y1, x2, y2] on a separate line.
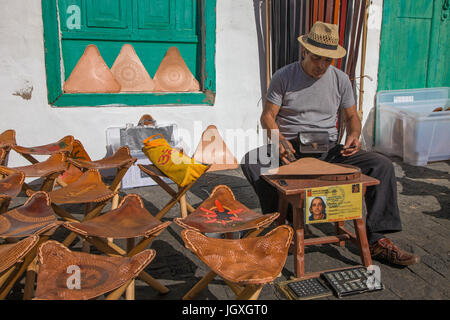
[265, 157, 359, 176]
[0, 149, 6, 165]
[47, 170, 116, 204]
[193, 125, 239, 172]
[59, 139, 91, 185]
[174, 185, 279, 234]
[0, 171, 24, 199]
[111, 44, 155, 92]
[0, 129, 16, 149]
[12, 136, 74, 155]
[153, 47, 200, 92]
[63, 45, 121, 93]
[34, 240, 155, 300]
[11, 153, 66, 178]
[182, 225, 293, 285]
[64, 194, 171, 239]
[0, 192, 60, 238]
[68, 146, 136, 170]
[0, 235, 39, 273]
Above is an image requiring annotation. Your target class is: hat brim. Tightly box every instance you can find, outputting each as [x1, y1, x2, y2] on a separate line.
[298, 35, 346, 59]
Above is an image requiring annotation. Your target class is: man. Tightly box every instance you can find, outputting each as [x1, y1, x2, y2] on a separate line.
[241, 21, 419, 266]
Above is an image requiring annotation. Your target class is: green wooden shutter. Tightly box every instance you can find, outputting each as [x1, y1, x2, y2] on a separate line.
[378, 0, 450, 90]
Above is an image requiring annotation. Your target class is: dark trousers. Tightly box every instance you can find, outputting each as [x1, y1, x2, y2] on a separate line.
[240, 141, 403, 244]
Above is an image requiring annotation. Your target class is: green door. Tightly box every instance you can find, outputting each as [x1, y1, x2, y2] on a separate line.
[378, 0, 450, 90]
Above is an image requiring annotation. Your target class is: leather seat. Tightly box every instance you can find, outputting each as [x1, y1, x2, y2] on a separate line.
[0, 191, 60, 238]
[47, 170, 116, 205]
[8, 153, 67, 192]
[0, 171, 25, 214]
[64, 193, 170, 239]
[12, 135, 74, 157]
[34, 240, 156, 300]
[67, 146, 136, 171]
[174, 185, 279, 234]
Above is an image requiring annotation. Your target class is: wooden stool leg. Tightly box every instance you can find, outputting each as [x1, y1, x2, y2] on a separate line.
[179, 192, 188, 218]
[335, 221, 346, 247]
[23, 257, 38, 300]
[354, 218, 372, 267]
[111, 183, 121, 210]
[183, 270, 217, 300]
[105, 280, 133, 300]
[138, 272, 169, 294]
[236, 284, 263, 300]
[126, 238, 135, 300]
[277, 193, 288, 226]
[293, 207, 305, 278]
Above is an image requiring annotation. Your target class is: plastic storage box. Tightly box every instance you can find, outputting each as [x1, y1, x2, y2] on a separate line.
[374, 87, 450, 166]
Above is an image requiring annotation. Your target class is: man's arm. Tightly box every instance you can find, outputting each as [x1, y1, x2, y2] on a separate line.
[341, 104, 361, 156]
[261, 101, 296, 163]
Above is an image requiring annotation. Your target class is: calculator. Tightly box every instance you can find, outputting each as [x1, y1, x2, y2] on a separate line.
[321, 267, 384, 298]
[280, 278, 333, 300]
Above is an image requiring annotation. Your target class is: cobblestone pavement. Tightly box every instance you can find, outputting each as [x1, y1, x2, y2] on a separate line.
[5, 157, 449, 300]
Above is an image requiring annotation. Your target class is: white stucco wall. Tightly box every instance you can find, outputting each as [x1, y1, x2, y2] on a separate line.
[0, 0, 263, 167]
[0, 0, 383, 167]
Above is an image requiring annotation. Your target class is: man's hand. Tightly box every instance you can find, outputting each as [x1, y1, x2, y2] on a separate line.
[279, 138, 296, 164]
[341, 105, 361, 157]
[341, 134, 360, 157]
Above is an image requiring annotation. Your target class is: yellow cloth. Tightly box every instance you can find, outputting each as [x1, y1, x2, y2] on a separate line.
[142, 134, 209, 187]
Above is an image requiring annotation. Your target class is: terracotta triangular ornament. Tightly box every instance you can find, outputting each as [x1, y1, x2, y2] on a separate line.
[63, 45, 121, 93]
[193, 125, 239, 171]
[153, 47, 200, 92]
[111, 44, 155, 92]
[265, 157, 359, 176]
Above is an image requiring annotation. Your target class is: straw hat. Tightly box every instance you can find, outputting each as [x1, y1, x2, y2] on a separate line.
[298, 21, 346, 59]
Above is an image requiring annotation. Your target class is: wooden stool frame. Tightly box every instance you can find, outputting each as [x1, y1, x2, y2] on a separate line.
[263, 173, 379, 279]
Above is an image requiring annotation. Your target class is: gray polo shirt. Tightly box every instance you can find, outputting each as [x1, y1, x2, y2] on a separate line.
[266, 62, 355, 141]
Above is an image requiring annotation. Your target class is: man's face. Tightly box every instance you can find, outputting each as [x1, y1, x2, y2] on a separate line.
[311, 198, 324, 215]
[302, 50, 333, 79]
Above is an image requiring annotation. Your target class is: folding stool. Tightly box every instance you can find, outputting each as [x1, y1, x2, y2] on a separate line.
[63, 194, 171, 299]
[33, 240, 155, 300]
[181, 225, 293, 300]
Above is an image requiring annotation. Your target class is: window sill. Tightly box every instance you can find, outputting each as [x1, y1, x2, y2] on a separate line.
[50, 91, 215, 107]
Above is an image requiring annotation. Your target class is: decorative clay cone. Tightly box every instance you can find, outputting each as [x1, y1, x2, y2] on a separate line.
[111, 44, 155, 92]
[63, 45, 121, 93]
[153, 47, 200, 92]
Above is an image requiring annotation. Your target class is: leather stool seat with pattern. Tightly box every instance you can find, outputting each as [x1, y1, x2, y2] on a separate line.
[174, 185, 279, 236]
[182, 225, 293, 300]
[2, 153, 67, 193]
[63, 194, 171, 299]
[11, 135, 74, 165]
[0, 171, 25, 214]
[34, 240, 156, 300]
[40, 169, 117, 247]
[0, 192, 61, 299]
[0, 236, 39, 298]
